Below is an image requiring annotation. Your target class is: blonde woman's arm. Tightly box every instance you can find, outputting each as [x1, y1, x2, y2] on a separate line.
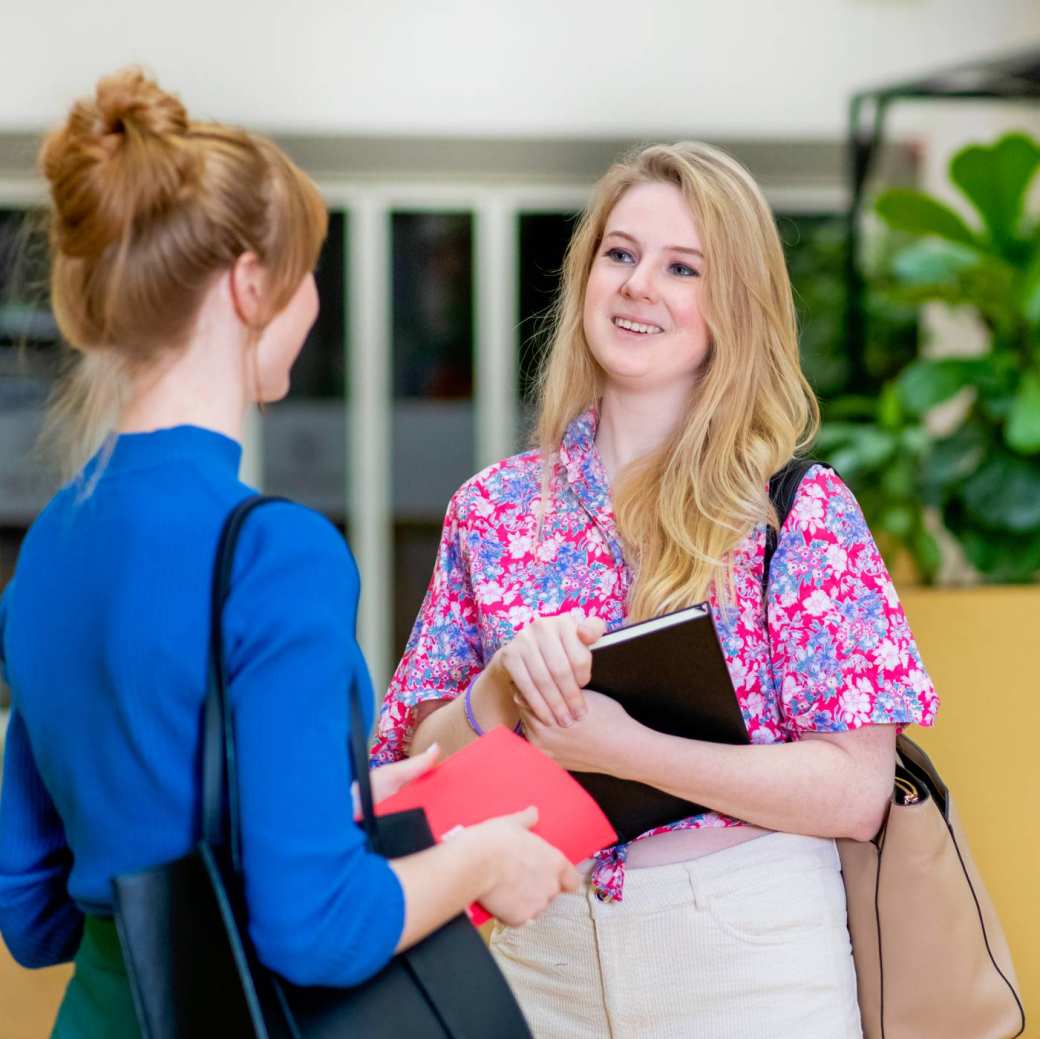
[409, 610, 605, 758]
[520, 696, 894, 840]
[520, 467, 937, 841]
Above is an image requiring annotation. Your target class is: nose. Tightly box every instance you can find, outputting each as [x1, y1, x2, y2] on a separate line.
[621, 261, 656, 303]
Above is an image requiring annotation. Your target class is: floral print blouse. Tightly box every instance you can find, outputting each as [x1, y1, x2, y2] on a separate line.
[372, 408, 938, 901]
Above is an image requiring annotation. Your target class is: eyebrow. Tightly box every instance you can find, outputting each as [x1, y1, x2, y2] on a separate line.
[604, 229, 704, 258]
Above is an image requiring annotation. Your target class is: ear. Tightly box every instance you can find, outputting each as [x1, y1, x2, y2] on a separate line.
[228, 252, 266, 327]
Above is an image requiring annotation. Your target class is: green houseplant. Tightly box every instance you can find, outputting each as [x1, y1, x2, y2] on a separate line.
[806, 136, 1040, 1031]
[819, 131, 1040, 583]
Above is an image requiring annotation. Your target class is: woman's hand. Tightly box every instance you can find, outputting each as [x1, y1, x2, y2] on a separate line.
[482, 610, 606, 728]
[354, 744, 441, 820]
[457, 807, 581, 926]
[518, 690, 637, 775]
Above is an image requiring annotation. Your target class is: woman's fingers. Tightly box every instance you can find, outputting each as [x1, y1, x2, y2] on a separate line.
[533, 625, 586, 720]
[386, 743, 440, 793]
[560, 863, 582, 892]
[560, 623, 594, 697]
[539, 625, 589, 720]
[575, 614, 606, 645]
[520, 647, 575, 727]
[366, 743, 441, 812]
[502, 655, 555, 727]
[498, 613, 603, 727]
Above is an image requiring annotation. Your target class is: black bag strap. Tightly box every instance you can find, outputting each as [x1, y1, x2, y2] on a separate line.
[202, 494, 383, 870]
[348, 673, 381, 852]
[202, 495, 288, 866]
[763, 458, 833, 590]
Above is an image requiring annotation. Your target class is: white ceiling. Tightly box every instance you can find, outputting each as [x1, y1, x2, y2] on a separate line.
[3, 0, 1038, 138]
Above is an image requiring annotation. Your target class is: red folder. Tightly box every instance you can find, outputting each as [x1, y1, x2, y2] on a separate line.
[374, 726, 617, 924]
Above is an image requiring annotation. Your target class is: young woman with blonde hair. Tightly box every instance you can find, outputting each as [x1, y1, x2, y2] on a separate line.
[375, 141, 938, 1038]
[0, 69, 576, 1038]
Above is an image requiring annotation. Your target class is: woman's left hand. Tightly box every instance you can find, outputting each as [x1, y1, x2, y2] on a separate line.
[517, 691, 637, 775]
[354, 743, 441, 820]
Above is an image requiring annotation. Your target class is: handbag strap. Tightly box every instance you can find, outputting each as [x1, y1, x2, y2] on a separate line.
[202, 494, 288, 865]
[201, 493, 383, 870]
[763, 458, 832, 589]
[347, 673, 381, 852]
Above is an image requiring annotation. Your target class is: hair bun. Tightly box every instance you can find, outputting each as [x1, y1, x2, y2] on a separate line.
[94, 67, 189, 141]
[41, 68, 196, 259]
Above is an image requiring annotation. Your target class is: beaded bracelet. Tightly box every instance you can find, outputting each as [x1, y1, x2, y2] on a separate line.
[463, 674, 524, 737]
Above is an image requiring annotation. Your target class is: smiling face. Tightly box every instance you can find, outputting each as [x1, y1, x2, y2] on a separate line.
[582, 181, 711, 397]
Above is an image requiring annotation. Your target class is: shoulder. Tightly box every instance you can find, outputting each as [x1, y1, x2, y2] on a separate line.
[231, 498, 357, 597]
[3, 484, 84, 607]
[234, 496, 352, 559]
[235, 497, 346, 550]
[13, 481, 78, 552]
[220, 498, 363, 655]
[774, 464, 891, 589]
[444, 448, 544, 529]
[783, 464, 869, 543]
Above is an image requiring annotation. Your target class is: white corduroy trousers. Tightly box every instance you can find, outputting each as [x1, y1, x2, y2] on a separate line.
[490, 832, 863, 1039]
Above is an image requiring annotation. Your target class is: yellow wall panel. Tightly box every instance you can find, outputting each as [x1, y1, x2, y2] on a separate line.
[901, 585, 1039, 1034]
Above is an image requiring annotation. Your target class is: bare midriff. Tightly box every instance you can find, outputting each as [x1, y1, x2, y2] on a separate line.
[578, 823, 773, 874]
[625, 823, 773, 867]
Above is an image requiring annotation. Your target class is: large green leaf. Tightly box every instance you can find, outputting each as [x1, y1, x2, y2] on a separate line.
[813, 422, 873, 455]
[950, 133, 1040, 254]
[961, 451, 1040, 532]
[890, 239, 981, 285]
[822, 427, 897, 477]
[1006, 368, 1040, 454]
[875, 188, 979, 248]
[923, 425, 988, 503]
[896, 358, 975, 417]
[974, 352, 1022, 422]
[885, 254, 1018, 329]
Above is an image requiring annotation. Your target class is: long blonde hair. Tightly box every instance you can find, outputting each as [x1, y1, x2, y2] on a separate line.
[38, 67, 328, 478]
[535, 142, 818, 619]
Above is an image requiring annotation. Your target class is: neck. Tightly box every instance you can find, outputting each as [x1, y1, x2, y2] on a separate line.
[118, 292, 252, 442]
[595, 383, 690, 485]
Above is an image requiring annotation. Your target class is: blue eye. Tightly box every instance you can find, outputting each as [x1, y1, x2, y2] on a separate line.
[670, 262, 699, 278]
[605, 247, 635, 264]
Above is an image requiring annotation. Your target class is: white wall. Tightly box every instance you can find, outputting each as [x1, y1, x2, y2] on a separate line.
[3, 0, 1038, 138]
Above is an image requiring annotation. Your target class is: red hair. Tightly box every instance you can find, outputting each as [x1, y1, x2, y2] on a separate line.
[39, 67, 327, 473]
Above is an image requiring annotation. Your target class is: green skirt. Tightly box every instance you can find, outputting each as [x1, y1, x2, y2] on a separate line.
[52, 916, 142, 1039]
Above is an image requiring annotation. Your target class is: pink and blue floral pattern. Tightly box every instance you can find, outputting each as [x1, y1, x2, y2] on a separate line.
[372, 408, 938, 901]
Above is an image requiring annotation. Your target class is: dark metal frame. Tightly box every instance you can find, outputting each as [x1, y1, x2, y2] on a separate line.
[845, 47, 1040, 384]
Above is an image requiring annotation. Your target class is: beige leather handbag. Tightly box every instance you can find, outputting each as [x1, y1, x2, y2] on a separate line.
[838, 735, 1025, 1039]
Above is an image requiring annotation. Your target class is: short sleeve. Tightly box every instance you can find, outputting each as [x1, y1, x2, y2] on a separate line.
[766, 466, 939, 736]
[372, 489, 485, 764]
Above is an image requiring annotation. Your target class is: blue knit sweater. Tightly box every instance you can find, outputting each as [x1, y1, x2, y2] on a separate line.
[0, 425, 404, 986]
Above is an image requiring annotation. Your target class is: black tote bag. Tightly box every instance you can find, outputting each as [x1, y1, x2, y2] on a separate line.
[112, 494, 533, 1039]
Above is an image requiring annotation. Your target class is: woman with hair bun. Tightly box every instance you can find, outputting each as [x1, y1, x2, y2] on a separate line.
[0, 68, 577, 1038]
[375, 142, 939, 1037]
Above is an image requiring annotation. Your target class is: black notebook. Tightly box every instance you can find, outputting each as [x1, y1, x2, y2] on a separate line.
[570, 603, 749, 843]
